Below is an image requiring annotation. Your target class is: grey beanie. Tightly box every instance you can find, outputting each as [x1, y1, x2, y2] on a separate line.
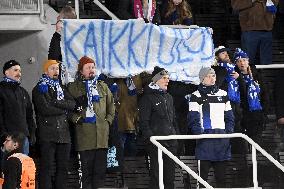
[199, 67, 215, 82]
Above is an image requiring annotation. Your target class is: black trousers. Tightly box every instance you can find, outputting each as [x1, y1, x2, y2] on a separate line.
[39, 142, 71, 189]
[79, 149, 107, 189]
[146, 143, 177, 189]
[200, 160, 227, 188]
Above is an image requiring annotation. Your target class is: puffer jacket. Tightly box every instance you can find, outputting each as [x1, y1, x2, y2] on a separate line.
[231, 0, 279, 31]
[68, 79, 115, 151]
[188, 85, 234, 161]
[32, 83, 75, 143]
[0, 81, 36, 138]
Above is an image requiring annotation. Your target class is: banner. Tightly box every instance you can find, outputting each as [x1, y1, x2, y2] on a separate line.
[61, 19, 214, 84]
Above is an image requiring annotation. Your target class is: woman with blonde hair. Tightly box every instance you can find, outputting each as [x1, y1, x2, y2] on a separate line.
[162, 0, 193, 25]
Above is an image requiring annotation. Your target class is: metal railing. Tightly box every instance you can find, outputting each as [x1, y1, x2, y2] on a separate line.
[0, 0, 40, 14]
[73, 0, 119, 20]
[150, 133, 284, 189]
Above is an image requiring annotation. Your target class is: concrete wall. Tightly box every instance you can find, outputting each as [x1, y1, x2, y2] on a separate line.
[0, 4, 59, 93]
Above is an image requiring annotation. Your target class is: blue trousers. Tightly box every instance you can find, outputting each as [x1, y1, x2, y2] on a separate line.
[241, 31, 272, 65]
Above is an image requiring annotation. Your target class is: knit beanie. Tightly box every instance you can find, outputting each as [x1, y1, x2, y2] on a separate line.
[234, 48, 249, 63]
[199, 67, 215, 82]
[151, 66, 168, 83]
[43, 60, 59, 72]
[214, 46, 230, 56]
[78, 56, 95, 71]
[3, 60, 20, 74]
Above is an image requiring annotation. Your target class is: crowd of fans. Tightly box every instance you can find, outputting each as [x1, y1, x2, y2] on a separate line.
[0, 0, 283, 188]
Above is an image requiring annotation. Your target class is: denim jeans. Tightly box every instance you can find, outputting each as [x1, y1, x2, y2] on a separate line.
[241, 31, 272, 65]
[39, 142, 71, 189]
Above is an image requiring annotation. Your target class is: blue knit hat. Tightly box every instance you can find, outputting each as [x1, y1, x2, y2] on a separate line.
[233, 48, 249, 63]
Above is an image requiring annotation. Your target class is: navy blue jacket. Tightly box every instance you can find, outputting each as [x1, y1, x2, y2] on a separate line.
[188, 85, 234, 161]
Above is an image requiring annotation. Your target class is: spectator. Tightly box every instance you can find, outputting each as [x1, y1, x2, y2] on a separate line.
[187, 67, 234, 188]
[48, 5, 77, 62]
[231, 0, 279, 65]
[139, 66, 179, 189]
[0, 60, 36, 155]
[133, 0, 164, 24]
[212, 46, 244, 154]
[116, 75, 143, 156]
[68, 56, 115, 189]
[1, 132, 36, 189]
[234, 48, 269, 143]
[32, 60, 75, 189]
[161, 0, 193, 25]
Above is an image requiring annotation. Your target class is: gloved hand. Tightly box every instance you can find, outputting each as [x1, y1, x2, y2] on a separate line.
[75, 95, 88, 112]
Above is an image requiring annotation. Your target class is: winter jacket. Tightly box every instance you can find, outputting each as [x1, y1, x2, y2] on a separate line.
[0, 81, 36, 138]
[48, 32, 62, 62]
[168, 81, 197, 134]
[2, 149, 22, 189]
[116, 75, 143, 133]
[212, 65, 228, 91]
[231, 0, 279, 31]
[188, 85, 234, 161]
[138, 85, 179, 147]
[32, 83, 75, 143]
[68, 79, 115, 151]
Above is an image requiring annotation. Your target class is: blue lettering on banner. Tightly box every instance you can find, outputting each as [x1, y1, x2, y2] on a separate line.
[61, 19, 214, 83]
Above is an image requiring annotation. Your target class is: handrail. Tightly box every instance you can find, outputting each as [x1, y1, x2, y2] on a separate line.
[92, 0, 119, 20]
[255, 64, 284, 69]
[150, 133, 284, 189]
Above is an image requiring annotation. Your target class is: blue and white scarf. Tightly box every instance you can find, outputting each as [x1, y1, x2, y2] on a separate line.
[83, 77, 100, 123]
[125, 77, 136, 96]
[242, 74, 262, 111]
[219, 62, 240, 103]
[38, 74, 64, 100]
[266, 0, 277, 14]
[3, 77, 20, 84]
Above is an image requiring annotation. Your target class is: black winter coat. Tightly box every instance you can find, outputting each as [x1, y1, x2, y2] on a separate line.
[138, 85, 178, 147]
[32, 83, 75, 143]
[48, 32, 62, 62]
[0, 81, 36, 138]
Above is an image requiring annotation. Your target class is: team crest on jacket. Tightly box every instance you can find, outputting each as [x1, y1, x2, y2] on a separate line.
[217, 96, 222, 101]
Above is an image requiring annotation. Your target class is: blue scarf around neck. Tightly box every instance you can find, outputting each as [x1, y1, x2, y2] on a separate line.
[3, 77, 20, 84]
[83, 77, 100, 123]
[219, 62, 240, 103]
[38, 74, 64, 100]
[242, 74, 262, 111]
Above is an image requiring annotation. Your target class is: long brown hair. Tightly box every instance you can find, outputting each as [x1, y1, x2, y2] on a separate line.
[165, 0, 192, 25]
